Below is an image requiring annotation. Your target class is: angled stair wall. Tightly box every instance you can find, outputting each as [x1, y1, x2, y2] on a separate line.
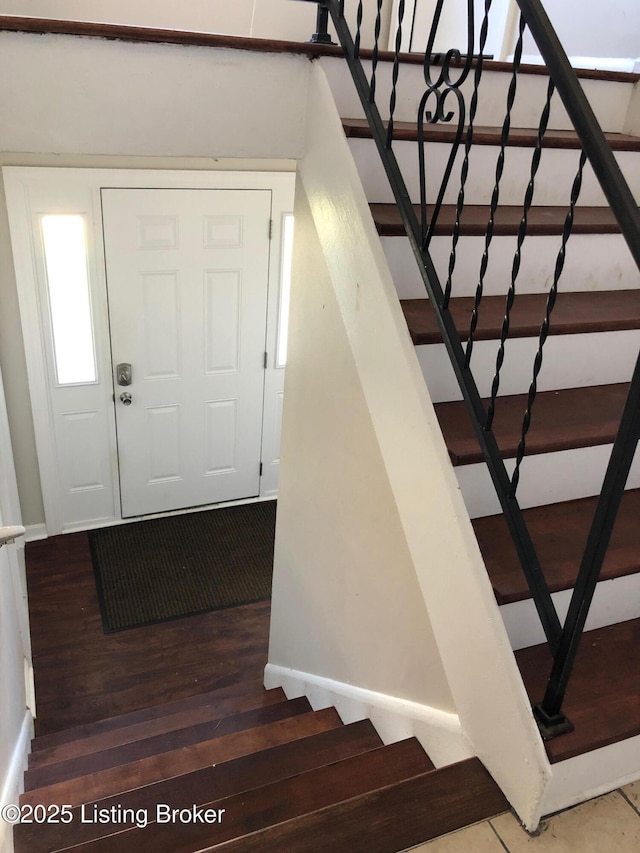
[267, 58, 551, 830]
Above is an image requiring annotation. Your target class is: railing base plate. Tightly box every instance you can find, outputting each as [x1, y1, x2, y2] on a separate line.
[533, 703, 575, 740]
[308, 33, 335, 44]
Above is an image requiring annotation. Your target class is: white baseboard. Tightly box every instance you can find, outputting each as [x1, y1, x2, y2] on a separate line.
[539, 734, 640, 821]
[0, 711, 34, 853]
[58, 495, 278, 535]
[24, 524, 47, 542]
[264, 664, 471, 768]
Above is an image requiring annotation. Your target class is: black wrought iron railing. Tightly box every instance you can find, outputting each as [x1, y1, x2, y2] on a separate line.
[304, 0, 640, 737]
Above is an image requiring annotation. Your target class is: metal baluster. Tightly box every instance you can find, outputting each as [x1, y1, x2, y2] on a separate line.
[354, 0, 364, 57]
[511, 149, 587, 497]
[485, 77, 555, 431]
[418, 1, 476, 249]
[370, 0, 384, 102]
[516, 0, 640, 273]
[418, 0, 446, 240]
[465, 13, 526, 371]
[387, 0, 406, 148]
[536, 348, 640, 735]
[443, 0, 492, 309]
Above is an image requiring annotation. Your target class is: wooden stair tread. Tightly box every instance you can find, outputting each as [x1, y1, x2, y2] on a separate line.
[24, 697, 312, 792]
[29, 687, 288, 769]
[435, 382, 629, 466]
[474, 489, 640, 604]
[372, 202, 620, 237]
[20, 708, 343, 808]
[401, 291, 640, 345]
[344, 117, 640, 151]
[30, 679, 280, 754]
[208, 758, 508, 853]
[16, 720, 384, 853]
[61, 738, 435, 852]
[516, 617, 640, 763]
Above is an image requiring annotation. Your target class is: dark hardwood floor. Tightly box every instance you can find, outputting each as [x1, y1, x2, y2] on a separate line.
[26, 532, 271, 737]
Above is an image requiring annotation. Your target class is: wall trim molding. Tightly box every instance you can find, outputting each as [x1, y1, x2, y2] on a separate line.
[264, 663, 472, 768]
[0, 710, 33, 853]
[24, 524, 47, 542]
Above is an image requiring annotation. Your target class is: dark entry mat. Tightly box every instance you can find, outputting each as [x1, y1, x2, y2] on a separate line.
[89, 501, 276, 632]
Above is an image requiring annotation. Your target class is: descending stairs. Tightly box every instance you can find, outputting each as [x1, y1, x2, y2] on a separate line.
[14, 680, 507, 852]
[336, 56, 640, 764]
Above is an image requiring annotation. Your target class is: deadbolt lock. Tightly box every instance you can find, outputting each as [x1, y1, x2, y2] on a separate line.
[117, 363, 132, 386]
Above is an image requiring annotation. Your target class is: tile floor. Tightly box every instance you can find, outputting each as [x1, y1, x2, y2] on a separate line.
[408, 781, 640, 851]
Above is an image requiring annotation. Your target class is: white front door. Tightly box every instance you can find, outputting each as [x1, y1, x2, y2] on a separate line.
[102, 188, 272, 518]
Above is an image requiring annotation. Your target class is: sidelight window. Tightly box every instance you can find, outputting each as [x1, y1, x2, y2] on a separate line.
[41, 215, 97, 385]
[276, 212, 294, 368]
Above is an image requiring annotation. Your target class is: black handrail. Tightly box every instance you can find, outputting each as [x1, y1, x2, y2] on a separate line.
[309, 0, 640, 737]
[327, 0, 563, 654]
[512, 0, 640, 732]
[516, 0, 640, 269]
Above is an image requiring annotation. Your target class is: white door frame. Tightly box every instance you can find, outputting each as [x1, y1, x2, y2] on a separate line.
[4, 167, 295, 536]
[0, 363, 35, 714]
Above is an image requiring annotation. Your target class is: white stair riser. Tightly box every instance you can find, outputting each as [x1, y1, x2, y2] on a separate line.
[350, 137, 640, 206]
[456, 443, 640, 519]
[502, 574, 640, 651]
[382, 234, 640, 299]
[417, 330, 640, 403]
[321, 56, 634, 132]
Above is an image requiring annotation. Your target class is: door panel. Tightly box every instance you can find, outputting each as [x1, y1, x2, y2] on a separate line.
[102, 188, 271, 517]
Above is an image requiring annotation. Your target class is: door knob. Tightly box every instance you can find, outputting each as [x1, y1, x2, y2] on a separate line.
[119, 392, 132, 406]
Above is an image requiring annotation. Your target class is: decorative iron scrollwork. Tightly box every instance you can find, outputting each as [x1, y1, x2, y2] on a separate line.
[418, 0, 478, 248]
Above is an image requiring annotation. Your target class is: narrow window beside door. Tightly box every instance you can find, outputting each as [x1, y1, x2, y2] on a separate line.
[276, 213, 295, 368]
[41, 215, 97, 385]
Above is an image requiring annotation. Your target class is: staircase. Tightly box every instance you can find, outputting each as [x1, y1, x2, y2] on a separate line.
[334, 43, 640, 765]
[14, 679, 507, 852]
[5, 10, 640, 845]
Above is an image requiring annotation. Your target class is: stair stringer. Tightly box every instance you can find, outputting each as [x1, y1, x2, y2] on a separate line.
[267, 58, 552, 831]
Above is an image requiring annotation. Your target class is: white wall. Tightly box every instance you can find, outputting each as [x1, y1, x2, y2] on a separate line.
[268, 59, 551, 829]
[392, 0, 639, 70]
[521, 0, 640, 68]
[0, 0, 311, 40]
[0, 1, 393, 48]
[0, 366, 32, 853]
[269, 182, 456, 713]
[625, 83, 640, 135]
[0, 33, 309, 159]
[406, 0, 513, 58]
[0, 30, 310, 528]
